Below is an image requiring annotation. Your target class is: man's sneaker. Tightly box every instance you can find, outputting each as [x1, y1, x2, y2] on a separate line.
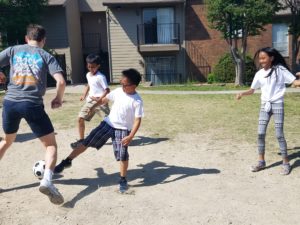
[39, 179, 64, 205]
[54, 159, 72, 174]
[70, 139, 84, 149]
[119, 178, 128, 193]
[251, 160, 266, 172]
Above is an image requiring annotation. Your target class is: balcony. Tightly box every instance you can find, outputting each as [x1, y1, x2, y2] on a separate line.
[137, 23, 180, 53]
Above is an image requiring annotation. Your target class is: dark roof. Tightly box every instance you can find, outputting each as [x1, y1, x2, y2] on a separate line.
[103, 0, 185, 6]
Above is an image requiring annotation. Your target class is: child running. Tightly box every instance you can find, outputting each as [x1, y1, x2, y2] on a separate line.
[70, 54, 110, 149]
[55, 68, 144, 193]
[236, 47, 300, 175]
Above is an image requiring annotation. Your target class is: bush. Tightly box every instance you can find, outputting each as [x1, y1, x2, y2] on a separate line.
[213, 53, 256, 84]
[207, 73, 216, 84]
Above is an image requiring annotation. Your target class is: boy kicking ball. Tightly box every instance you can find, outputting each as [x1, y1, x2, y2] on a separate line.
[55, 68, 144, 193]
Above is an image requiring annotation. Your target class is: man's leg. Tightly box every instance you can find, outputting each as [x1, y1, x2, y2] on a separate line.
[0, 133, 17, 160]
[38, 132, 64, 205]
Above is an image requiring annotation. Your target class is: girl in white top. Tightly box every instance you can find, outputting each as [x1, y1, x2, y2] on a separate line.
[236, 47, 300, 175]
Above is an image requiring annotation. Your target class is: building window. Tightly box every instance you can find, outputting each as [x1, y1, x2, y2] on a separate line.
[272, 23, 289, 57]
[145, 56, 178, 85]
[143, 8, 175, 44]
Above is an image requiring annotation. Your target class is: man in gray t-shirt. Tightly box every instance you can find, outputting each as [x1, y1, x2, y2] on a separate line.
[0, 24, 65, 205]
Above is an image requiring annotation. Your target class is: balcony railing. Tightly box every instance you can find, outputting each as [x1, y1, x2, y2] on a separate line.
[137, 23, 180, 47]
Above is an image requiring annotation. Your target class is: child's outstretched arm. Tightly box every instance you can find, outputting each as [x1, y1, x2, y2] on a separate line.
[236, 88, 255, 100]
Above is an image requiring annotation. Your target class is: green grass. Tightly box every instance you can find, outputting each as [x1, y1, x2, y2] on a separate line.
[46, 93, 300, 153]
[109, 83, 250, 91]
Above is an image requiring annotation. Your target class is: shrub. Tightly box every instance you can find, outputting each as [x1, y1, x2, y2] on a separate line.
[207, 73, 216, 84]
[213, 53, 256, 84]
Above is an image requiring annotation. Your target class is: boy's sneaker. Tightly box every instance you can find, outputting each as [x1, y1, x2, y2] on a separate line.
[39, 179, 64, 205]
[280, 163, 291, 175]
[119, 178, 128, 193]
[54, 159, 72, 174]
[70, 139, 84, 149]
[251, 160, 266, 172]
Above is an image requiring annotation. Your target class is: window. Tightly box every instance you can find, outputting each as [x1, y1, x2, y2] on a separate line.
[272, 23, 289, 57]
[145, 56, 177, 84]
[143, 8, 175, 44]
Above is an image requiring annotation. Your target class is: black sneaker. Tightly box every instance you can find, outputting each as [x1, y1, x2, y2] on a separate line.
[70, 139, 84, 149]
[54, 159, 72, 174]
[119, 178, 128, 193]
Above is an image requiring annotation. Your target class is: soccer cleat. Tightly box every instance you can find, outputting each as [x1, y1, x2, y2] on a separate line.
[119, 178, 128, 193]
[54, 159, 72, 174]
[39, 179, 64, 205]
[70, 139, 84, 149]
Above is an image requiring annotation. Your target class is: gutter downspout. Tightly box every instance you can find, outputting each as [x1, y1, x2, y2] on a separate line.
[106, 9, 113, 83]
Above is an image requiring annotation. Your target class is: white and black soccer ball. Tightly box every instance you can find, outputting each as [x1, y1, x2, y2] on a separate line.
[32, 160, 45, 179]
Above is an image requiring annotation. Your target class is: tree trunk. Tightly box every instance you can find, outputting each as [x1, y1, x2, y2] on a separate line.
[230, 46, 244, 86]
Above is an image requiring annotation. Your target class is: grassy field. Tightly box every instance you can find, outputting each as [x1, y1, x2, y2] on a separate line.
[46, 92, 300, 152]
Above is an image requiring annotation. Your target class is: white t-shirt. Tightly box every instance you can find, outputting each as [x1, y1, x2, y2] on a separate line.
[104, 87, 144, 130]
[86, 71, 109, 102]
[251, 65, 295, 103]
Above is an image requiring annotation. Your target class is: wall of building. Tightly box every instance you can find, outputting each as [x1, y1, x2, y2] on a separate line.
[186, 0, 273, 81]
[107, 7, 144, 83]
[65, 0, 85, 83]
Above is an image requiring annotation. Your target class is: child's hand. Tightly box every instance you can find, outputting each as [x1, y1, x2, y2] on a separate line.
[236, 93, 242, 100]
[90, 96, 99, 101]
[121, 135, 133, 146]
[80, 96, 85, 101]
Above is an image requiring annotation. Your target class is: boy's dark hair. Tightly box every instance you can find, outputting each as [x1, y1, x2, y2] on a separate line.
[122, 68, 141, 86]
[26, 24, 46, 42]
[86, 54, 101, 65]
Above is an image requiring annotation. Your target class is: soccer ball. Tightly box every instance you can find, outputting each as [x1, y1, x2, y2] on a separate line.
[32, 160, 45, 179]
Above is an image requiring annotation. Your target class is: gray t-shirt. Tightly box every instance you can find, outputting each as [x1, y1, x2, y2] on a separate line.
[0, 44, 63, 104]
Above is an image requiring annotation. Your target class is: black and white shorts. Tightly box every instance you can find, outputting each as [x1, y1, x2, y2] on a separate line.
[82, 121, 130, 161]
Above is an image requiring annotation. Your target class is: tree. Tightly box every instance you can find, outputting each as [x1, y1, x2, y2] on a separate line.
[0, 0, 48, 47]
[282, 0, 300, 73]
[206, 0, 281, 86]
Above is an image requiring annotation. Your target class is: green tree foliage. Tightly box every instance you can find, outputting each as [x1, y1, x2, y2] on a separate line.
[0, 0, 48, 46]
[206, 0, 281, 85]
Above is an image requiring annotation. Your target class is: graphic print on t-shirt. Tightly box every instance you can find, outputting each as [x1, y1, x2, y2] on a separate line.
[12, 52, 42, 86]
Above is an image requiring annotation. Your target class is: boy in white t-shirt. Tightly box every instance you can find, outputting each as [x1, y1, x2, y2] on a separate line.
[70, 54, 110, 149]
[55, 68, 144, 193]
[236, 47, 300, 175]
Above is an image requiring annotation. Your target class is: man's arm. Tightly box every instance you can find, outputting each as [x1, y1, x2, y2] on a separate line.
[51, 72, 66, 108]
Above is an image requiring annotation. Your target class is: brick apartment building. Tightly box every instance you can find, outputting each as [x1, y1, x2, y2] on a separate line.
[185, 0, 296, 82]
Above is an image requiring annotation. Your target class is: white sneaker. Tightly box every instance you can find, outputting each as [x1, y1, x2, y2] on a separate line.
[39, 179, 64, 205]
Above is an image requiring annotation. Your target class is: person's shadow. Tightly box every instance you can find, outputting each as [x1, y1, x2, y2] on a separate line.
[53, 161, 220, 208]
[105, 136, 169, 146]
[0, 161, 220, 208]
[266, 147, 300, 170]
